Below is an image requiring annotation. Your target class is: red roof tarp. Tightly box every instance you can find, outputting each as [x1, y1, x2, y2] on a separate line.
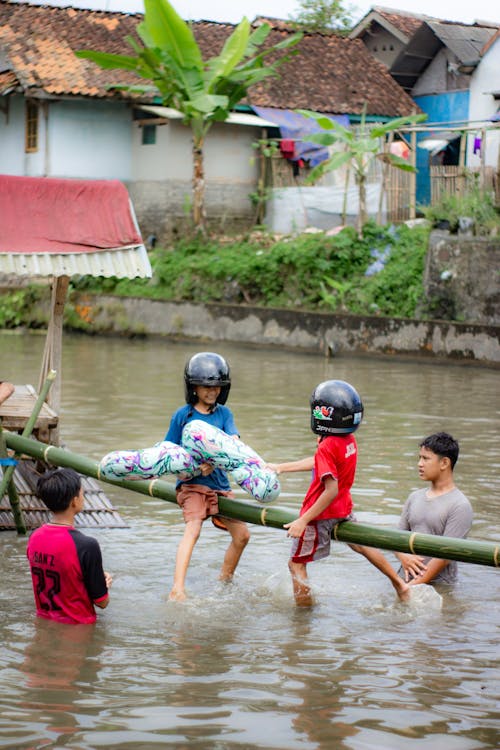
[0, 175, 143, 254]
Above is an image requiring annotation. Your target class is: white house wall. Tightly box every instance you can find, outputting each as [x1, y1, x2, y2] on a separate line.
[48, 99, 132, 180]
[468, 37, 500, 169]
[0, 94, 261, 241]
[129, 118, 260, 239]
[0, 96, 132, 179]
[412, 49, 449, 96]
[0, 96, 26, 174]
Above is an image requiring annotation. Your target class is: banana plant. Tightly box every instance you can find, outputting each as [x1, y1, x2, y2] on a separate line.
[298, 106, 427, 235]
[77, 0, 301, 231]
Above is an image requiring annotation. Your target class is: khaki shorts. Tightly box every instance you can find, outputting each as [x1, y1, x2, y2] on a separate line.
[176, 483, 244, 532]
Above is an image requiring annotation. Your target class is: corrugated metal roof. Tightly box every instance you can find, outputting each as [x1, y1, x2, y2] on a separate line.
[428, 22, 497, 64]
[139, 104, 278, 127]
[0, 245, 152, 279]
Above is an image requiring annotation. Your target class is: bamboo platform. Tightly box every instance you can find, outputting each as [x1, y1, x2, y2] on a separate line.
[0, 385, 128, 531]
[0, 384, 58, 443]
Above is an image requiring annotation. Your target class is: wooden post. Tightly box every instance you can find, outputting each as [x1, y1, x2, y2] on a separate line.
[409, 128, 417, 220]
[38, 275, 69, 444]
[378, 132, 393, 224]
[458, 131, 467, 196]
[4, 430, 500, 569]
[479, 127, 486, 191]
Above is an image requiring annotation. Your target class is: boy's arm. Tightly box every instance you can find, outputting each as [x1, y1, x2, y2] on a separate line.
[268, 456, 314, 474]
[284, 475, 338, 538]
[405, 557, 450, 585]
[399, 499, 473, 584]
[0, 381, 15, 405]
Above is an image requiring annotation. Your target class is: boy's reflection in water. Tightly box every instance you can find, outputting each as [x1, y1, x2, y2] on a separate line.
[20, 618, 105, 743]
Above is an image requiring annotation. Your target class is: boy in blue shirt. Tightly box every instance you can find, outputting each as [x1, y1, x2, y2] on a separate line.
[166, 352, 250, 601]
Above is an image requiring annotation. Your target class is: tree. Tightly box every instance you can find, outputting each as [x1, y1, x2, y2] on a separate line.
[299, 106, 428, 234]
[76, 0, 301, 232]
[290, 0, 354, 33]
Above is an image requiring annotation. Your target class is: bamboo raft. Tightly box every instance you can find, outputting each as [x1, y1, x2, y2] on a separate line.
[3, 430, 499, 569]
[0, 380, 126, 530]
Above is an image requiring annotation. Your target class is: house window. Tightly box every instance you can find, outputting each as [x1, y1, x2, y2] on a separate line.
[142, 124, 156, 145]
[25, 101, 39, 152]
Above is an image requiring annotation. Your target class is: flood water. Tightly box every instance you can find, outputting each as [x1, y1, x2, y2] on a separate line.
[0, 331, 499, 750]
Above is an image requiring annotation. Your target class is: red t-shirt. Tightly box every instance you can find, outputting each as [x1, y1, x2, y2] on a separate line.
[27, 525, 108, 624]
[300, 434, 357, 520]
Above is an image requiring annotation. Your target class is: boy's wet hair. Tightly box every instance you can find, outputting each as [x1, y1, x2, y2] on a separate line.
[36, 467, 82, 513]
[420, 432, 459, 469]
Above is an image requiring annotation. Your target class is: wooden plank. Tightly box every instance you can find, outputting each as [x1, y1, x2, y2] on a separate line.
[0, 384, 58, 435]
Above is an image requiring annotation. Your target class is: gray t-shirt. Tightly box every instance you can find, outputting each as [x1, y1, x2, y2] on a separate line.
[398, 487, 473, 584]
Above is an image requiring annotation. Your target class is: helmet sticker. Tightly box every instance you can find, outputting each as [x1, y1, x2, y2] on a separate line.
[313, 405, 334, 420]
[353, 412, 362, 424]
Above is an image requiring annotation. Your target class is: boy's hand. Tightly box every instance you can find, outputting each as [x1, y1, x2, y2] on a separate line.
[396, 552, 427, 581]
[284, 518, 307, 538]
[199, 462, 214, 476]
[104, 571, 113, 588]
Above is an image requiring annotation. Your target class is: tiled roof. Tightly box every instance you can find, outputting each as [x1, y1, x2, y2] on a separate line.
[0, 1, 143, 98]
[0, 0, 416, 116]
[372, 7, 427, 38]
[190, 20, 416, 116]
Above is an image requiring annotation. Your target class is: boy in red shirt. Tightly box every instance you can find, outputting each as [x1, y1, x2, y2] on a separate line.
[27, 468, 112, 624]
[274, 380, 410, 607]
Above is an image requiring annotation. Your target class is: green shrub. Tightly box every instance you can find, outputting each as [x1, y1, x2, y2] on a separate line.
[70, 223, 429, 319]
[421, 185, 500, 235]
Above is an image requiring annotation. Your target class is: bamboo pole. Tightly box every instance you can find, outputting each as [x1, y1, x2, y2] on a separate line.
[0, 425, 26, 535]
[38, 275, 69, 444]
[0, 370, 57, 534]
[0, 370, 57, 501]
[3, 430, 499, 570]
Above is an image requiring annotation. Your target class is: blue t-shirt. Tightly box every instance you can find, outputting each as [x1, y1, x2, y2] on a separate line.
[165, 403, 238, 491]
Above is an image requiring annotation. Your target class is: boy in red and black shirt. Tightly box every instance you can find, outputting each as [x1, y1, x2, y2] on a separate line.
[27, 468, 112, 624]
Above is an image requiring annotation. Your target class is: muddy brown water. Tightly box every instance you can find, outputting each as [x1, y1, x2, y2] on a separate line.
[0, 331, 498, 749]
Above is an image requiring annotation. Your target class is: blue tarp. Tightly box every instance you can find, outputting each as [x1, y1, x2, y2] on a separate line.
[252, 107, 350, 167]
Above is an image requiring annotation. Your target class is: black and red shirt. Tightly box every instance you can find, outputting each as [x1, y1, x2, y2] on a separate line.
[27, 524, 108, 624]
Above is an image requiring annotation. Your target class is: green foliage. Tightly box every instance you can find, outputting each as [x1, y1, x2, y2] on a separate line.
[0, 287, 47, 329]
[76, 0, 301, 228]
[290, 0, 354, 32]
[343, 223, 429, 317]
[421, 185, 500, 236]
[299, 107, 427, 234]
[71, 224, 429, 319]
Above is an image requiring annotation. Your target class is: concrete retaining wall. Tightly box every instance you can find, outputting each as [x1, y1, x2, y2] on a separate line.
[73, 294, 500, 364]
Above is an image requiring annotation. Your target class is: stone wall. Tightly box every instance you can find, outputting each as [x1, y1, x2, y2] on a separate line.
[422, 231, 500, 325]
[72, 294, 500, 364]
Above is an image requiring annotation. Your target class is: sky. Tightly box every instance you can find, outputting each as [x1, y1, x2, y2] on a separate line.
[29, 0, 500, 27]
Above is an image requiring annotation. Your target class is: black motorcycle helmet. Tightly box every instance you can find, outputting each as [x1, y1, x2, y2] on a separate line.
[184, 352, 231, 405]
[310, 380, 364, 435]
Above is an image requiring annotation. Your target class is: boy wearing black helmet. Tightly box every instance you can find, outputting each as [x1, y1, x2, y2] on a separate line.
[274, 380, 410, 607]
[166, 352, 250, 601]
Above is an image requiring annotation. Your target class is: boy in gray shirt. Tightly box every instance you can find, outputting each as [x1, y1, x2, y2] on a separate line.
[396, 432, 473, 585]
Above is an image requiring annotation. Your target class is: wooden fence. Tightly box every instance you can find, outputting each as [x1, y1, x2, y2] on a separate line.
[264, 156, 498, 225]
[430, 166, 496, 202]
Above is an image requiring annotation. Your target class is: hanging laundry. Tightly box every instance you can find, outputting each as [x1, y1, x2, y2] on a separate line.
[390, 141, 410, 159]
[279, 139, 295, 160]
[473, 137, 482, 155]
